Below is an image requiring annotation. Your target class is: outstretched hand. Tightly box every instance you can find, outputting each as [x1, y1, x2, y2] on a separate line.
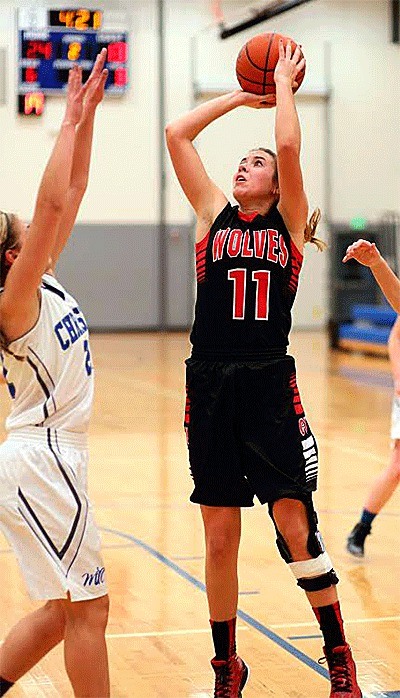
[84, 48, 108, 110]
[274, 39, 305, 91]
[64, 65, 88, 126]
[342, 239, 382, 267]
[63, 49, 108, 126]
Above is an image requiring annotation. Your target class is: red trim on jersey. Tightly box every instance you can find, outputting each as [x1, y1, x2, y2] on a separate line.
[288, 239, 303, 295]
[289, 371, 304, 416]
[196, 231, 210, 284]
[195, 231, 210, 252]
[237, 210, 259, 222]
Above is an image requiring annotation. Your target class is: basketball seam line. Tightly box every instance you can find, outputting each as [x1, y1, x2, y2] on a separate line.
[263, 32, 275, 91]
[243, 43, 269, 73]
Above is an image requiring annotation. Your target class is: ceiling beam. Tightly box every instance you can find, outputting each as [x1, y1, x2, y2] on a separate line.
[220, 0, 315, 39]
[392, 0, 400, 43]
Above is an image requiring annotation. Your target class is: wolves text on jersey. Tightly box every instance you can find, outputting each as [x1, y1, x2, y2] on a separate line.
[212, 227, 288, 267]
[55, 306, 88, 351]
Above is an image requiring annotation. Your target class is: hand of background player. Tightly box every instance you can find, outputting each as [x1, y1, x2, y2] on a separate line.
[342, 239, 382, 267]
[237, 90, 277, 109]
[274, 39, 305, 91]
[84, 48, 109, 110]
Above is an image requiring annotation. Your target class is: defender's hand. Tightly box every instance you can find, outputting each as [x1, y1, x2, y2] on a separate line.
[63, 65, 88, 126]
[84, 48, 109, 110]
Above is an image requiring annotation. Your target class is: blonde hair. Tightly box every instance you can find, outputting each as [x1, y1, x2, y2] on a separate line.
[304, 208, 326, 251]
[0, 211, 24, 359]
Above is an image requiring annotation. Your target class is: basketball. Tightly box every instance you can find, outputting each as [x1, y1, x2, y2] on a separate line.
[235, 32, 305, 96]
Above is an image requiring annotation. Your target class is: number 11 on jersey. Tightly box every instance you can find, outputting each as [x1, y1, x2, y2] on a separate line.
[228, 269, 271, 320]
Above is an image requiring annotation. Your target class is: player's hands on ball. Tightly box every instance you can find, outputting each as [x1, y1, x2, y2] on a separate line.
[342, 239, 382, 267]
[237, 90, 277, 109]
[274, 40, 305, 92]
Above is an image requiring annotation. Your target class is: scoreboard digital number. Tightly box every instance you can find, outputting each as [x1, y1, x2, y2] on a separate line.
[18, 8, 129, 114]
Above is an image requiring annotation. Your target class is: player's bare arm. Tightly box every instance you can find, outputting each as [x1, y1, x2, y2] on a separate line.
[343, 239, 400, 313]
[166, 91, 268, 241]
[51, 49, 109, 269]
[388, 316, 400, 395]
[0, 66, 88, 343]
[275, 40, 308, 252]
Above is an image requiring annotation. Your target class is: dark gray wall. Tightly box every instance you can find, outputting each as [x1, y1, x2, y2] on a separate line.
[56, 223, 194, 331]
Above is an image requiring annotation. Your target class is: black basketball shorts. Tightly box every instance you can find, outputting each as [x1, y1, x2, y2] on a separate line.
[184, 356, 318, 507]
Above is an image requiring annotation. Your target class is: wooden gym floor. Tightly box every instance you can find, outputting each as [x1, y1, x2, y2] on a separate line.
[0, 331, 399, 697]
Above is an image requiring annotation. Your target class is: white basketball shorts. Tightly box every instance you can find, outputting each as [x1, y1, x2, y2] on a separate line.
[391, 396, 400, 441]
[0, 427, 107, 602]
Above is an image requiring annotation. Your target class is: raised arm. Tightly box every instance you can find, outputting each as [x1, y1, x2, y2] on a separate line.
[165, 91, 267, 238]
[388, 316, 400, 395]
[274, 40, 308, 252]
[51, 49, 108, 269]
[0, 66, 87, 341]
[342, 239, 400, 313]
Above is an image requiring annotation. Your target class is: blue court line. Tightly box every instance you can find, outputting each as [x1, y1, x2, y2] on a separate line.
[338, 367, 393, 390]
[101, 526, 329, 681]
[101, 527, 400, 696]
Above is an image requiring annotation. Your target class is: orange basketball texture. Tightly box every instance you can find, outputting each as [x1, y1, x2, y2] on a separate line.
[236, 32, 305, 96]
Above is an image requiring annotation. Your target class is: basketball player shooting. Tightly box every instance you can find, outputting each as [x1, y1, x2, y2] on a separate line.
[166, 37, 362, 697]
[0, 51, 110, 697]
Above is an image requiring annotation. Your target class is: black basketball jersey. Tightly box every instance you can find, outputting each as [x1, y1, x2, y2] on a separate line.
[190, 202, 303, 359]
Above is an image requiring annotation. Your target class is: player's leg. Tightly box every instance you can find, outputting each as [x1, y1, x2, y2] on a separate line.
[186, 360, 251, 695]
[62, 593, 110, 698]
[201, 505, 248, 696]
[347, 439, 400, 557]
[0, 601, 66, 694]
[271, 497, 361, 697]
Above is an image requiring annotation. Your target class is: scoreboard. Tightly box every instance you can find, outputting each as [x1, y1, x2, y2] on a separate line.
[18, 8, 129, 114]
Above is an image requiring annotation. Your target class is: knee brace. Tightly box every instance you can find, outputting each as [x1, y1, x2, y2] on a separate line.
[289, 553, 339, 591]
[270, 497, 339, 591]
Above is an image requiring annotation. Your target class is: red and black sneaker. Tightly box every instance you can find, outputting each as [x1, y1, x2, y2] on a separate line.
[320, 644, 362, 697]
[211, 654, 249, 697]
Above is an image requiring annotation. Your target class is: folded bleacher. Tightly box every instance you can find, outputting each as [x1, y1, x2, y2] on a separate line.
[338, 303, 397, 356]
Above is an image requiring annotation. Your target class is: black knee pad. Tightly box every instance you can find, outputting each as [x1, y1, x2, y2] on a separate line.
[297, 569, 339, 592]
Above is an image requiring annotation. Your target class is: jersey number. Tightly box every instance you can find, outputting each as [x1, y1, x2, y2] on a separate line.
[228, 269, 270, 320]
[83, 339, 92, 376]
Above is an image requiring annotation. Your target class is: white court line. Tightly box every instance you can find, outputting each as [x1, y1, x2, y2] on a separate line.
[270, 615, 400, 630]
[318, 436, 387, 465]
[105, 626, 248, 639]
[117, 380, 388, 466]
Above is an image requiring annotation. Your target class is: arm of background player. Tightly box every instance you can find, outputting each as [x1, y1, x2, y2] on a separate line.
[0, 67, 85, 341]
[275, 40, 308, 253]
[388, 316, 400, 395]
[343, 239, 400, 313]
[51, 50, 108, 269]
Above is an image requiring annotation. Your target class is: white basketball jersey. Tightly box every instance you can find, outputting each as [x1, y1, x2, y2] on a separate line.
[1, 274, 94, 433]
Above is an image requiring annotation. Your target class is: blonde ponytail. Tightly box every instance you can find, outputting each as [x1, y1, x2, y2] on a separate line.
[0, 211, 24, 360]
[304, 208, 326, 251]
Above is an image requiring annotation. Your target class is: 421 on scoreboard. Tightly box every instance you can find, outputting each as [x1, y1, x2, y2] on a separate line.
[18, 8, 129, 98]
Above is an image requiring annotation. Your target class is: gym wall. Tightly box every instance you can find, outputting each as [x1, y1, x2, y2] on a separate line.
[0, 0, 398, 329]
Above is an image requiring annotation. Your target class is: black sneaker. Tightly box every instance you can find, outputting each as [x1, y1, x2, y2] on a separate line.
[346, 522, 371, 557]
